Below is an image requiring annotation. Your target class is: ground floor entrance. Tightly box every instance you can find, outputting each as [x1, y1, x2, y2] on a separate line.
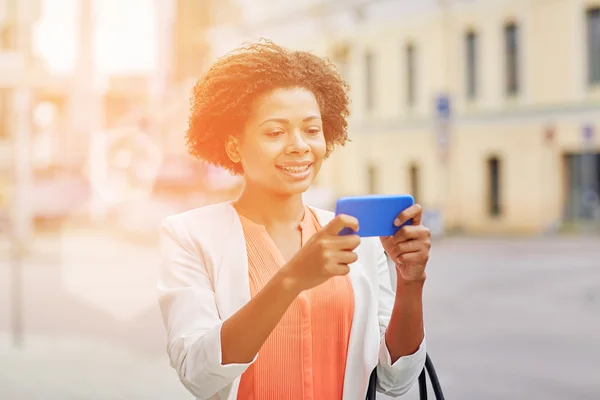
[563, 152, 600, 222]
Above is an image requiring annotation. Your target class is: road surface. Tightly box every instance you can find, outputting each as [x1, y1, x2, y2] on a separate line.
[1, 230, 599, 399]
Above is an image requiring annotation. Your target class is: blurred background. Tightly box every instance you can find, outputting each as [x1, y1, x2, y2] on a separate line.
[1, 0, 599, 399]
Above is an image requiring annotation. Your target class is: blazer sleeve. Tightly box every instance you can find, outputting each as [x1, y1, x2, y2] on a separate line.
[157, 216, 256, 399]
[374, 239, 427, 397]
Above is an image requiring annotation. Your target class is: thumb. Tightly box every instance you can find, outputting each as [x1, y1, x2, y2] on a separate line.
[323, 214, 359, 236]
[380, 236, 392, 244]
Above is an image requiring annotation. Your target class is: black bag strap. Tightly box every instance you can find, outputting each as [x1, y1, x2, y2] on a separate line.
[366, 365, 377, 400]
[418, 368, 428, 400]
[366, 353, 445, 400]
[423, 353, 446, 400]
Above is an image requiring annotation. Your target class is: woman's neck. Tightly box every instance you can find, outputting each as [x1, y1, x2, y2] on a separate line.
[233, 183, 306, 231]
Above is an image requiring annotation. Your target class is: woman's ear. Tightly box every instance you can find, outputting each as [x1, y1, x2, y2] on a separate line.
[225, 136, 241, 164]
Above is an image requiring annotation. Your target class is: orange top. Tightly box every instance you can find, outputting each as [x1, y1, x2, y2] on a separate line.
[236, 207, 355, 400]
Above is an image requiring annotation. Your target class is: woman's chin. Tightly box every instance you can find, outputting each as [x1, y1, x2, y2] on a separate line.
[284, 182, 313, 195]
[271, 179, 314, 196]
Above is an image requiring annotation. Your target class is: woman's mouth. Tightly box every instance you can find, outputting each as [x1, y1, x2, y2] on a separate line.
[276, 163, 314, 180]
[278, 165, 311, 173]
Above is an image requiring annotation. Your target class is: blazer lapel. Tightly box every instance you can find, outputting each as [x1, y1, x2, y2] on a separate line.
[342, 240, 380, 399]
[210, 202, 252, 320]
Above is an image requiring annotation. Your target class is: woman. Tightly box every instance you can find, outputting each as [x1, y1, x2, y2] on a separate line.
[158, 40, 431, 400]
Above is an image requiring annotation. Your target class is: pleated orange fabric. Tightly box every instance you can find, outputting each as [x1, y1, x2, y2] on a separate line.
[236, 206, 355, 400]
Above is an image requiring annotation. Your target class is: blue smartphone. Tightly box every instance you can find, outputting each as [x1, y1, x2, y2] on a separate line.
[334, 194, 415, 237]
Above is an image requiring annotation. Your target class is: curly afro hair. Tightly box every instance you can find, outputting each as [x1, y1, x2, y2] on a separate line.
[185, 39, 351, 175]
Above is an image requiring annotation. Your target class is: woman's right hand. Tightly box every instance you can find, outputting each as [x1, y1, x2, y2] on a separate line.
[280, 214, 361, 293]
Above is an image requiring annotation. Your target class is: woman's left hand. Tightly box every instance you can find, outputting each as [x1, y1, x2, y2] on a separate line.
[380, 204, 431, 283]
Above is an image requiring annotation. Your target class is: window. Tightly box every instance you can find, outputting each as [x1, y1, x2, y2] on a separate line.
[367, 164, 378, 194]
[0, 89, 11, 139]
[504, 23, 519, 96]
[0, 24, 16, 50]
[409, 163, 420, 202]
[465, 31, 478, 99]
[405, 43, 416, 106]
[365, 51, 374, 111]
[487, 156, 502, 217]
[587, 8, 600, 84]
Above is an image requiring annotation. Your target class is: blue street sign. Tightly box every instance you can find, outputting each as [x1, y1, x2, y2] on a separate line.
[435, 94, 451, 120]
[583, 124, 594, 144]
[435, 95, 451, 162]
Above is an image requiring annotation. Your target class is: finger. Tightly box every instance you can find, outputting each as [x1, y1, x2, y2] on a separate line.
[328, 264, 351, 276]
[387, 246, 418, 263]
[331, 234, 361, 250]
[379, 236, 393, 249]
[394, 239, 423, 254]
[334, 250, 359, 265]
[393, 225, 430, 243]
[380, 235, 392, 243]
[323, 214, 359, 235]
[386, 248, 402, 262]
[397, 249, 429, 265]
[394, 204, 423, 227]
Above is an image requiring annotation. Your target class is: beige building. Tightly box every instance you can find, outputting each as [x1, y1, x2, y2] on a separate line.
[210, 0, 600, 234]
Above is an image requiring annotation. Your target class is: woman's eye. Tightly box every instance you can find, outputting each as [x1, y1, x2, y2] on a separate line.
[306, 127, 322, 135]
[266, 130, 284, 137]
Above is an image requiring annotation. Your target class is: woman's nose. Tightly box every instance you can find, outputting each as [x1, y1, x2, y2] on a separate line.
[287, 131, 310, 153]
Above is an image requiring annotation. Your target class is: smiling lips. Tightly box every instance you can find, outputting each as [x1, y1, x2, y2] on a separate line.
[279, 165, 311, 173]
[276, 162, 314, 178]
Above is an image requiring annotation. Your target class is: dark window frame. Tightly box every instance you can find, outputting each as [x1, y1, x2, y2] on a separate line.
[587, 7, 600, 85]
[465, 30, 478, 100]
[504, 22, 520, 96]
[487, 156, 502, 217]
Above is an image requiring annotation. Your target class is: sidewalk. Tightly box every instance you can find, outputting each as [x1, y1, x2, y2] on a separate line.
[3, 235, 599, 399]
[0, 223, 158, 264]
[0, 331, 413, 400]
[0, 332, 191, 400]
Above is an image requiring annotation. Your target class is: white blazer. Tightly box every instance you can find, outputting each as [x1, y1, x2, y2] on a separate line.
[157, 201, 426, 400]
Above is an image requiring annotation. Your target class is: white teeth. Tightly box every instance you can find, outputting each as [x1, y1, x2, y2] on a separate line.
[280, 165, 310, 173]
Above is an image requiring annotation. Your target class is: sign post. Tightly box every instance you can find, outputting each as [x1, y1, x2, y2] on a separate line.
[10, 2, 36, 347]
[432, 94, 451, 236]
[435, 94, 451, 164]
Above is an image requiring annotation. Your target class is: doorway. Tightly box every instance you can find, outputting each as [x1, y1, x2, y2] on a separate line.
[563, 152, 600, 221]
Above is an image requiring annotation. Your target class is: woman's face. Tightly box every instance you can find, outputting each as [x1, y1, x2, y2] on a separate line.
[230, 87, 327, 196]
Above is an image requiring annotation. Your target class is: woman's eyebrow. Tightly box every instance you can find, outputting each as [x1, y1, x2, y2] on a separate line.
[258, 115, 321, 127]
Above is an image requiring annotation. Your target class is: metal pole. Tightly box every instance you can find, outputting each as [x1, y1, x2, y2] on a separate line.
[10, 0, 36, 348]
[10, 232, 23, 348]
[12, 82, 34, 348]
[10, 191, 24, 348]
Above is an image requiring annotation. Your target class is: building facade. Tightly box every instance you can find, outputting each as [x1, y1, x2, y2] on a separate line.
[208, 0, 600, 234]
[0, 0, 41, 159]
[151, 0, 214, 157]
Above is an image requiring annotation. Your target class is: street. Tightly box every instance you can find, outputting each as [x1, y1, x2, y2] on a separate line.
[1, 230, 599, 399]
